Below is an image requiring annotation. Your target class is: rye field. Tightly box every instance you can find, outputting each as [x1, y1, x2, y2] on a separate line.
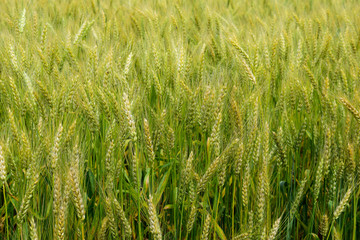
[0, 0, 360, 239]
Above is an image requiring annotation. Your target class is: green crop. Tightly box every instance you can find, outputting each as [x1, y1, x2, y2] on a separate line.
[0, 0, 359, 239]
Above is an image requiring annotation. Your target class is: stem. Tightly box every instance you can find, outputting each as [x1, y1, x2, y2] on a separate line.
[232, 177, 236, 238]
[4, 184, 9, 240]
[179, 201, 184, 240]
[214, 185, 221, 240]
[135, 144, 142, 240]
[353, 193, 357, 240]
[326, 220, 335, 240]
[81, 222, 85, 240]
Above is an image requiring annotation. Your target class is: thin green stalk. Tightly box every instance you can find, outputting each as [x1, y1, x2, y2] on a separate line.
[134, 144, 142, 240]
[325, 221, 335, 240]
[4, 184, 9, 240]
[232, 177, 236, 238]
[352, 193, 357, 240]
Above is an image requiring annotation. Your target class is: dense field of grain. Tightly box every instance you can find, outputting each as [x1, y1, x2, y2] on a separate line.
[1, 0, 360, 239]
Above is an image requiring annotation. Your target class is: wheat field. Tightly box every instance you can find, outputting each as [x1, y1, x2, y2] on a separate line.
[0, 0, 360, 239]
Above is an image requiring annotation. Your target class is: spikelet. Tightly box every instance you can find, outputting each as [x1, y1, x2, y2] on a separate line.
[296, 39, 303, 67]
[294, 120, 307, 150]
[105, 141, 115, 192]
[229, 37, 251, 64]
[51, 124, 63, 170]
[0, 145, 6, 184]
[187, 202, 197, 233]
[144, 118, 155, 167]
[186, 94, 199, 133]
[32, 12, 38, 37]
[105, 196, 118, 239]
[130, 15, 142, 37]
[123, 52, 133, 80]
[0, 78, 9, 107]
[17, 172, 39, 224]
[340, 97, 360, 124]
[97, 88, 112, 121]
[242, 160, 250, 207]
[55, 197, 67, 240]
[230, 97, 243, 137]
[268, 216, 282, 240]
[329, 163, 338, 201]
[218, 162, 226, 187]
[40, 24, 48, 51]
[200, 87, 215, 132]
[18, 9, 26, 33]
[301, 88, 311, 114]
[148, 194, 162, 240]
[333, 227, 341, 240]
[239, 56, 256, 85]
[233, 232, 251, 240]
[23, 72, 34, 96]
[69, 149, 85, 221]
[197, 155, 222, 194]
[186, 181, 197, 233]
[234, 142, 244, 175]
[177, 45, 186, 76]
[319, 214, 328, 238]
[209, 111, 222, 157]
[303, 65, 319, 92]
[106, 140, 114, 173]
[197, 139, 238, 194]
[262, 144, 271, 201]
[73, 20, 94, 45]
[8, 45, 20, 74]
[152, 43, 161, 73]
[123, 93, 137, 142]
[29, 216, 38, 240]
[255, 166, 266, 231]
[131, 153, 138, 187]
[248, 210, 254, 236]
[98, 217, 109, 240]
[62, 120, 77, 151]
[200, 213, 212, 240]
[167, 127, 175, 151]
[290, 170, 310, 218]
[53, 170, 62, 217]
[36, 78, 52, 108]
[113, 197, 132, 238]
[333, 188, 352, 220]
[179, 151, 194, 201]
[272, 130, 286, 169]
[9, 76, 21, 111]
